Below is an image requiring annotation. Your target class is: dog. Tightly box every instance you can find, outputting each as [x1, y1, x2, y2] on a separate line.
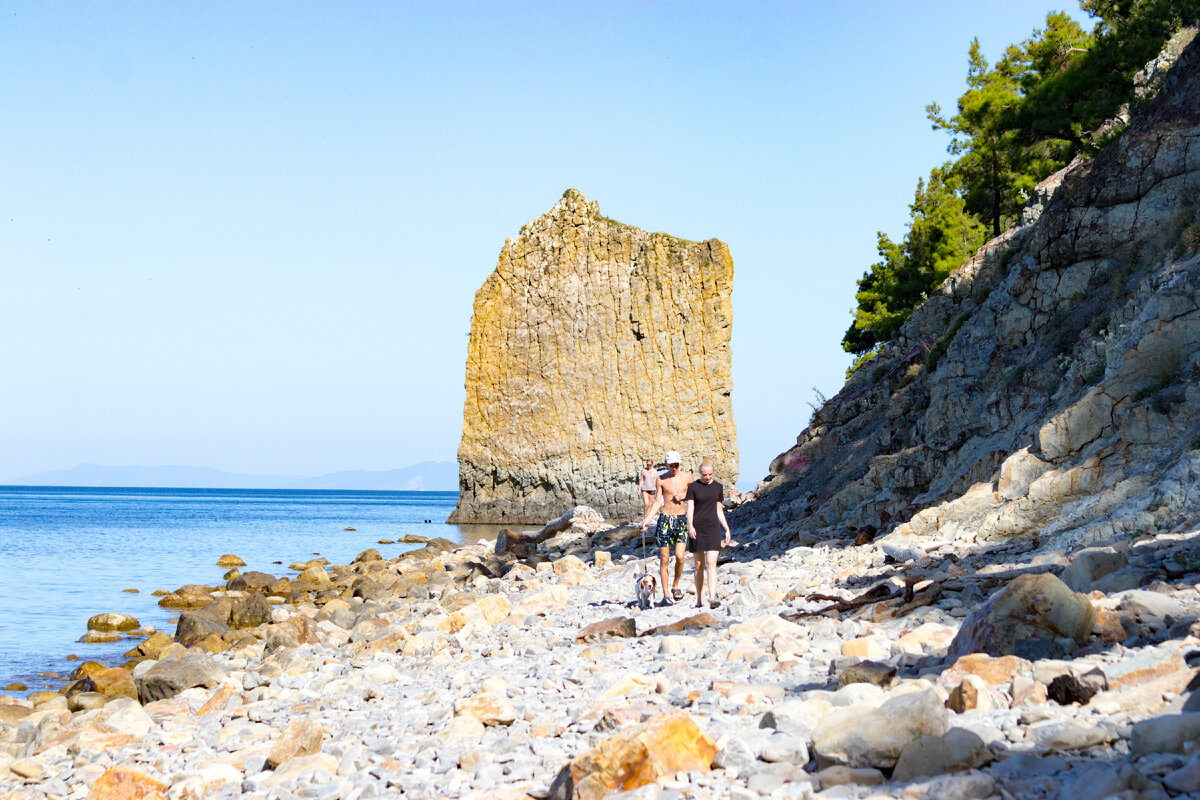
[635, 573, 658, 610]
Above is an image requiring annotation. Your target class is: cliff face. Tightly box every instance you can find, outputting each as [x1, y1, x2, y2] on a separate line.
[735, 37, 1200, 554]
[450, 190, 738, 524]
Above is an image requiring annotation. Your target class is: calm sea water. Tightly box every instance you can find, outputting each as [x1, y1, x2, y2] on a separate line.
[0, 486, 503, 694]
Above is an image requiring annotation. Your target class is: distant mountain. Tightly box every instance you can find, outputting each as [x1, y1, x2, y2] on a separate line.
[4, 461, 459, 491]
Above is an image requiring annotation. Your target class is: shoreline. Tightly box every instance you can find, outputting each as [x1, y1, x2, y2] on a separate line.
[4, 509, 1200, 798]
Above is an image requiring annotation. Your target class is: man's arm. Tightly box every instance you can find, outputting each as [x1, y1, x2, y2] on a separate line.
[686, 498, 696, 539]
[642, 478, 663, 531]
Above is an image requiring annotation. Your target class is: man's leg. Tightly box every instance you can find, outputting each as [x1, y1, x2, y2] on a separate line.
[706, 550, 720, 602]
[673, 540, 686, 593]
[659, 546, 672, 603]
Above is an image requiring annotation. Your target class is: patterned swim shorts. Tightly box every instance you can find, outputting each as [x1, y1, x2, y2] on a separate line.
[655, 514, 688, 548]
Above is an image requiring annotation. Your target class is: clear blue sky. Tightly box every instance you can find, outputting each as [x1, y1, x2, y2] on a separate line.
[1, 1, 1087, 486]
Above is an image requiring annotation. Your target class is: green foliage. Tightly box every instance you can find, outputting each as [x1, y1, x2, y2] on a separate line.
[844, 1, 1200, 362]
[846, 345, 884, 379]
[842, 168, 986, 355]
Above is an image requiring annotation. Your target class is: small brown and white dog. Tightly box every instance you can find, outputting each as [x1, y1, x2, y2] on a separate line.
[635, 573, 657, 610]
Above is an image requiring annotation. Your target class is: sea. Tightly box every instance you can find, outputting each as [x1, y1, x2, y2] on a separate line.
[0, 486, 503, 694]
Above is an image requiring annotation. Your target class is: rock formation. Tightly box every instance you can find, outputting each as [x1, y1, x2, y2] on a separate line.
[734, 34, 1200, 554]
[450, 190, 738, 524]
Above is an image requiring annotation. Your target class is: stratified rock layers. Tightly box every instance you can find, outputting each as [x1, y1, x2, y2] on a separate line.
[449, 190, 737, 524]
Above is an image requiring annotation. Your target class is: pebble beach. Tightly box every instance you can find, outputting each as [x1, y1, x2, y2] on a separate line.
[5, 508, 1200, 800]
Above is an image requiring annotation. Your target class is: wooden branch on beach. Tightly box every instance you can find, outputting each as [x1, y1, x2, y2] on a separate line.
[783, 582, 899, 620]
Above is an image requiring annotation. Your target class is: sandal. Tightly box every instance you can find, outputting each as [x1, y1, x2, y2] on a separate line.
[672, 589, 684, 601]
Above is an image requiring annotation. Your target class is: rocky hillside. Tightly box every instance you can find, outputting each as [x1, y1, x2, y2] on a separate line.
[451, 189, 738, 524]
[734, 35, 1200, 556]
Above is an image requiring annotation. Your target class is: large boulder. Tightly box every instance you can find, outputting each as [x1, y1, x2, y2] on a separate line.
[548, 711, 716, 800]
[87, 613, 140, 632]
[810, 687, 949, 769]
[228, 594, 272, 630]
[948, 573, 1096, 660]
[1059, 547, 1128, 592]
[157, 584, 214, 609]
[136, 648, 225, 703]
[892, 728, 993, 781]
[174, 610, 231, 646]
[227, 571, 276, 592]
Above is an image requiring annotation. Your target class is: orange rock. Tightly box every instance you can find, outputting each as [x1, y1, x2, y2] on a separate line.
[582, 643, 625, 659]
[1091, 607, 1128, 643]
[267, 719, 325, 768]
[548, 711, 716, 800]
[938, 653, 1032, 688]
[86, 766, 166, 800]
[197, 684, 241, 716]
[576, 617, 637, 644]
[1106, 652, 1186, 690]
[454, 692, 516, 726]
[85, 668, 138, 701]
[640, 613, 717, 637]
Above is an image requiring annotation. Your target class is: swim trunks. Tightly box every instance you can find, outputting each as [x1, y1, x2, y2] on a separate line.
[654, 513, 687, 548]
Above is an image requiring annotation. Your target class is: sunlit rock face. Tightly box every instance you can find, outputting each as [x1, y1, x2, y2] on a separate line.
[449, 189, 738, 524]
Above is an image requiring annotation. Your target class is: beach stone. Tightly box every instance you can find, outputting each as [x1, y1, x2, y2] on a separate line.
[77, 667, 138, 701]
[1011, 675, 1049, 707]
[897, 623, 955, 652]
[86, 765, 167, 799]
[27, 691, 59, 706]
[69, 692, 109, 711]
[548, 711, 716, 800]
[174, 610, 231, 646]
[400, 534, 428, 544]
[1025, 718, 1109, 751]
[891, 727, 992, 781]
[946, 675, 996, 713]
[641, 613, 718, 637]
[354, 548, 382, 563]
[553, 555, 588, 574]
[9, 757, 43, 779]
[938, 653, 1033, 688]
[454, 692, 516, 726]
[1060, 547, 1127, 591]
[811, 687, 948, 769]
[948, 573, 1095, 659]
[79, 630, 122, 643]
[228, 594, 272, 629]
[1164, 753, 1200, 793]
[71, 660, 109, 680]
[1105, 649, 1186, 689]
[1119, 589, 1185, 619]
[297, 565, 331, 585]
[441, 714, 486, 742]
[123, 631, 174, 660]
[95, 697, 152, 737]
[87, 613, 140, 632]
[1058, 762, 1145, 800]
[157, 584, 214, 608]
[136, 649, 224, 703]
[1131, 713, 1200, 755]
[442, 594, 511, 634]
[1047, 668, 1107, 705]
[216, 554, 245, 567]
[594, 550, 612, 568]
[841, 637, 887, 659]
[267, 719, 325, 768]
[837, 659, 895, 688]
[816, 765, 885, 789]
[227, 571, 276, 592]
[659, 635, 704, 655]
[576, 617, 637, 643]
[759, 732, 809, 765]
[713, 736, 757, 772]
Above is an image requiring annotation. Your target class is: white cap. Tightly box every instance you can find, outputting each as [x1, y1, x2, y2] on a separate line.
[664, 450, 681, 465]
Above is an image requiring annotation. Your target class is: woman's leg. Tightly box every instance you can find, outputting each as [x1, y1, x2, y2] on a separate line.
[706, 550, 719, 602]
[693, 548, 705, 607]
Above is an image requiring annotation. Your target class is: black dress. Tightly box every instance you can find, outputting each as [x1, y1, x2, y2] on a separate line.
[686, 480, 725, 551]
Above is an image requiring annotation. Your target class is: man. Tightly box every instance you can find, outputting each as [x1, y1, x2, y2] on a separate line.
[686, 458, 731, 609]
[641, 450, 691, 604]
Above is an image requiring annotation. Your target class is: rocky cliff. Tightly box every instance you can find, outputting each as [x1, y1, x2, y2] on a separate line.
[449, 190, 738, 524]
[735, 36, 1200, 556]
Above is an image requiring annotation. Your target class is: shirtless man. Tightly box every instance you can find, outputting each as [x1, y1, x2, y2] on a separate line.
[641, 450, 692, 604]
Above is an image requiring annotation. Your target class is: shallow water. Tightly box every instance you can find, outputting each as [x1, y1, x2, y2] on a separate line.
[0, 486, 504, 693]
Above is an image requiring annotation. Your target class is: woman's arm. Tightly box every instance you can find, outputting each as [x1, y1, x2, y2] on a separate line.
[717, 502, 731, 542]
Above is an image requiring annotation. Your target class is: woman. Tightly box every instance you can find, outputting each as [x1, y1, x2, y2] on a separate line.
[639, 458, 659, 518]
[685, 457, 731, 609]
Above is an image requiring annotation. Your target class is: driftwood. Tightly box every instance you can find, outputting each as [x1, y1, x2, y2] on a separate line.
[784, 582, 899, 620]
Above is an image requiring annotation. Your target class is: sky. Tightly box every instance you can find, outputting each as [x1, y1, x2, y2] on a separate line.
[1, 1, 1088, 486]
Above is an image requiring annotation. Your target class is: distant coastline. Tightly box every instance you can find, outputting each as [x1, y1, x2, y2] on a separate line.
[3, 460, 459, 492]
